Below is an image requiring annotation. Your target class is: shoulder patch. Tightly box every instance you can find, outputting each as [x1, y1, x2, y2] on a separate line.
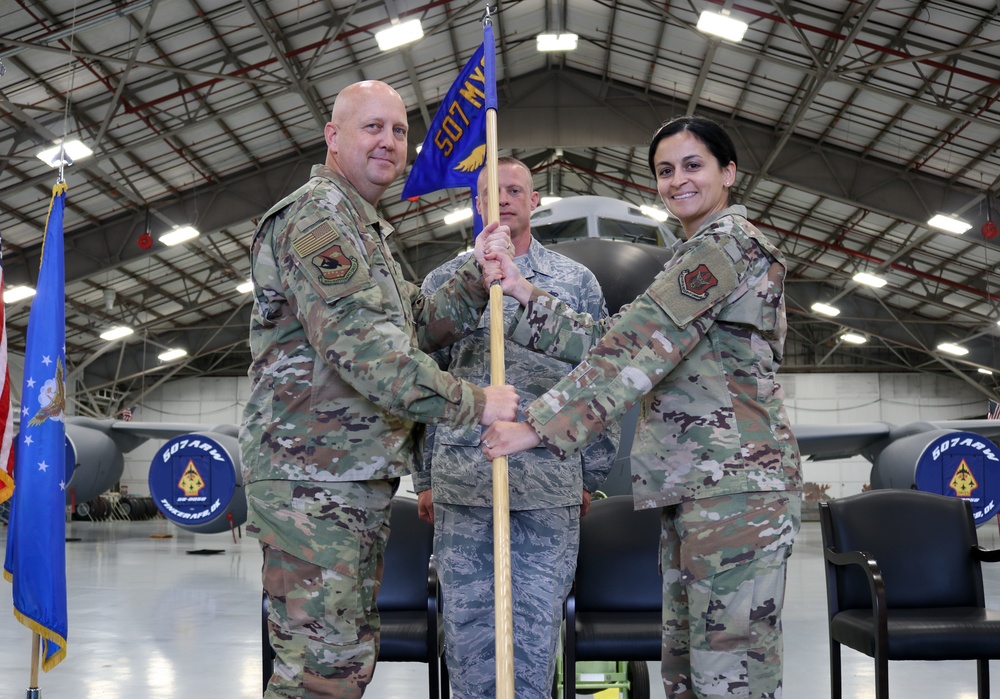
[678, 263, 719, 300]
[647, 239, 738, 328]
[291, 220, 358, 285]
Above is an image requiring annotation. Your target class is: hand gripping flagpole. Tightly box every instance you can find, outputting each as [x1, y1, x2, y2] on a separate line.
[482, 7, 514, 699]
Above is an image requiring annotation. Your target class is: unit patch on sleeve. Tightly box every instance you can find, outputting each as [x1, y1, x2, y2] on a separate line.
[679, 263, 718, 300]
[291, 220, 358, 285]
[646, 239, 738, 327]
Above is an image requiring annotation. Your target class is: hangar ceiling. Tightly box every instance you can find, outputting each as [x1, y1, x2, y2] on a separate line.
[2, 0, 1000, 418]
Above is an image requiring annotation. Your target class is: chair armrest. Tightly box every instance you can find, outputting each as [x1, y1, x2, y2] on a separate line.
[823, 546, 888, 653]
[428, 555, 442, 654]
[972, 545, 1000, 563]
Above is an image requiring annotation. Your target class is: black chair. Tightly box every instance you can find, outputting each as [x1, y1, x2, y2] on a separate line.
[376, 497, 449, 699]
[262, 497, 448, 698]
[820, 489, 1000, 699]
[562, 494, 662, 699]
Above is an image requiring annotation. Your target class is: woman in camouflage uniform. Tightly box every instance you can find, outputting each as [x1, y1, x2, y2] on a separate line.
[481, 116, 802, 699]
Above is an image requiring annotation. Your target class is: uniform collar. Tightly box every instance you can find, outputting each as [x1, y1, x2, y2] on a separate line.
[514, 237, 553, 278]
[310, 164, 395, 237]
[700, 204, 747, 231]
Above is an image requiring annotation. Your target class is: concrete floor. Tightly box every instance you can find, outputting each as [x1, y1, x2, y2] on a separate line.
[2, 515, 1000, 698]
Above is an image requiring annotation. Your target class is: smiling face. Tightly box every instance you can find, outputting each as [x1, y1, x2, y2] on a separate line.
[653, 130, 736, 238]
[324, 81, 408, 205]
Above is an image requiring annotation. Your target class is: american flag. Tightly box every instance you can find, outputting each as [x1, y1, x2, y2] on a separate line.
[0, 233, 14, 505]
[989, 400, 1000, 421]
[121, 407, 132, 421]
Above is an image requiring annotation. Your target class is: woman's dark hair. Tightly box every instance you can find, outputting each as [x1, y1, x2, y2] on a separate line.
[647, 115, 738, 176]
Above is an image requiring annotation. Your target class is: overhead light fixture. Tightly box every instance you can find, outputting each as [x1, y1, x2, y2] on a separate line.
[696, 10, 748, 42]
[443, 208, 473, 225]
[36, 139, 93, 167]
[375, 18, 424, 51]
[979, 368, 993, 375]
[853, 272, 887, 288]
[928, 214, 972, 235]
[841, 332, 867, 345]
[236, 280, 253, 294]
[100, 326, 134, 341]
[937, 342, 969, 357]
[159, 225, 200, 246]
[811, 302, 840, 317]
[536, 33, 578, 52]
[3, 285, 36, 304]
[540, 196, 562, 206]
[158, 348, 188, 362]
[640, 205, 669, 222]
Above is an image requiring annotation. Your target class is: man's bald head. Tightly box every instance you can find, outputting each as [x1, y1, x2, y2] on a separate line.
[324, 81, 409, 204]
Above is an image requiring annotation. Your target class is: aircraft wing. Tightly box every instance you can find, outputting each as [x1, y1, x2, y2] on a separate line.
[792, 422, 891, 461]
[107, 420, 238, 440]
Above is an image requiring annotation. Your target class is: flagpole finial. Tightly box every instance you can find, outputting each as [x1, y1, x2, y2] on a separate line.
[482, 3, 497, 25]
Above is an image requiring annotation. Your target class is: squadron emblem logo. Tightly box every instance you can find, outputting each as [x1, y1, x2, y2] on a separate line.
[312, 244, 358, 284]
[678, 264, 719, 300]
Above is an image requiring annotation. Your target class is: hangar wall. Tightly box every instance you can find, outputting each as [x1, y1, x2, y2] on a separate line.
[116, 371, 987, 502]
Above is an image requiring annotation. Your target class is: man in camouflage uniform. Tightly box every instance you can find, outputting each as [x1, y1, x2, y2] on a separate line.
[482, 118, 802, 698]
[239, 80, 519, 699]
[415, 157, 618, 699]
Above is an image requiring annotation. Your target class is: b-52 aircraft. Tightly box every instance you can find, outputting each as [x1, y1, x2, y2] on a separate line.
[60, 196, 1000, 531]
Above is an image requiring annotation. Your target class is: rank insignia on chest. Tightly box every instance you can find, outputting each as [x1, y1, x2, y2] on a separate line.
[679, 263, 719, 300]
[311, 244, 358, 284]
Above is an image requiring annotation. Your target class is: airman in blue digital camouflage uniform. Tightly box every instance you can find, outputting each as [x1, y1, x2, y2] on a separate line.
[483, 116, 802, 699]
[239, 80, 519, 699]
[416, 157, 618, 699]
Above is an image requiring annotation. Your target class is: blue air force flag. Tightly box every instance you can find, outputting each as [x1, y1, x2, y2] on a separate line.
[401, 43, 488, 199]
[4, 181, 69, 671]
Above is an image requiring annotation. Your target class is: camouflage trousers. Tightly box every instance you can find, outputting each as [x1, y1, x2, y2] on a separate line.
[659, 492, 800, 699]
[434, 503, 579, 699]
[259, 481, 394, 699]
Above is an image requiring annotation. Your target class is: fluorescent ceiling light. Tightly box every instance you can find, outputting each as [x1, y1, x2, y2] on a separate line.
[640, 205, 669, 222]
[979, 368, 993, 375]
[842, 333, 867, 345]
[853, 271, 887, 288]
[540, 196, 562, 206]
[696, 11, 748, 42]
[536, 33, 578, 52]
[443, 208, 473, 225]
[100, 326, 134, 341]
[160, 225, 200, 246]
[158, 348, 188, 362]
[3, 285, 36, 304]
[236, 280, 253, 294]
[375, 18, 423, 51]
[811, 302, 840, 317]
[37, 139, 93, 167]
[928, 214, 972, 235]
[937, 342, 969, 356]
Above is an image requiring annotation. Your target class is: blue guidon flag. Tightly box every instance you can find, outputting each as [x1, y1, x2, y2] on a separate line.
[401, 43, 488, 223]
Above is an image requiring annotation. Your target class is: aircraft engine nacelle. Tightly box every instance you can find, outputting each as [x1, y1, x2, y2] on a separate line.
[148, 432, 247, 534]
[65, 420, 125, 506]
[873, 429, 1000, 525]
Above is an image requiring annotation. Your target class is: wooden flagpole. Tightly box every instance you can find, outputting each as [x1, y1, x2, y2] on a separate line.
[482, 7, 514, 698]
[27, 632, 41, 698]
